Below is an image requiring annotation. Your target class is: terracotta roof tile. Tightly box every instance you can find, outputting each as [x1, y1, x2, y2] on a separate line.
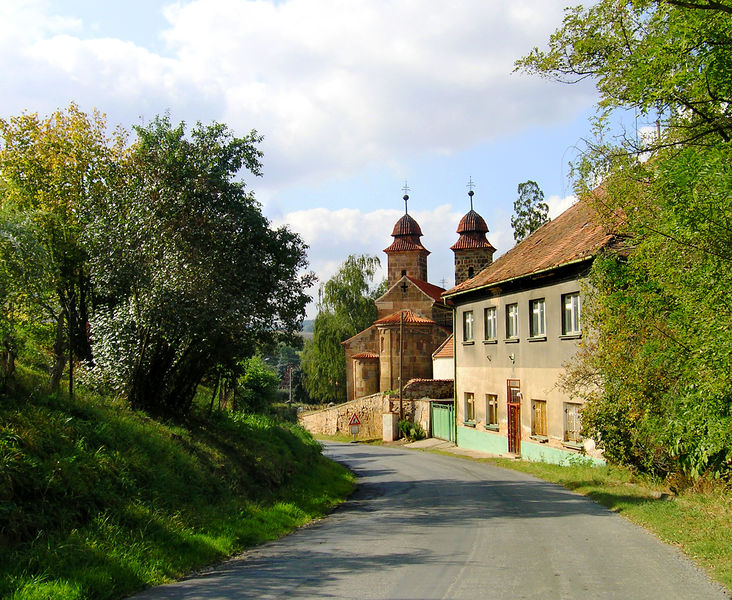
[444, 198, 617, 296]
[405, 276, 447, 302]
[352, 352, 379, 359]
[374, 309, 435, 325]
[432, 334, 454, 359]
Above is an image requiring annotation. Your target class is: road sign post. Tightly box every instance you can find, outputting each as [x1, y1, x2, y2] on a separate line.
[348, 413, 361, 443]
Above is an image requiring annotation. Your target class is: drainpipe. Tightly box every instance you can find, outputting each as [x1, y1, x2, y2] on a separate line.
[399, 310, 404, 421]
[452, 306, 457, 444]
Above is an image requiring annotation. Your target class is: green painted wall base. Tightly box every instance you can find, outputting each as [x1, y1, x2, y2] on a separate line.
[456, 426, 605, 466]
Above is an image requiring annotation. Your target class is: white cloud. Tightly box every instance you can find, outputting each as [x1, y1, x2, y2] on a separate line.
[0, 0, 595, 189]
[546, 194, 577, 219]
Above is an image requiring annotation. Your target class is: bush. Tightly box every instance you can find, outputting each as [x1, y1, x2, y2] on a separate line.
[398, 419, 426, 442]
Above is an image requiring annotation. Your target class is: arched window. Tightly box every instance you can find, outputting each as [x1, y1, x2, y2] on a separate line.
[468, 266, 475, 278]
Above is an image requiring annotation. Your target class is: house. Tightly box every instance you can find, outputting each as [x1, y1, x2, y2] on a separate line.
[343, 191, 494, 402]
[442, 198, 621, 464]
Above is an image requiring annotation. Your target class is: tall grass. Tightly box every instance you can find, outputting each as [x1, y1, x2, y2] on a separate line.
[0, 366, 355, 600]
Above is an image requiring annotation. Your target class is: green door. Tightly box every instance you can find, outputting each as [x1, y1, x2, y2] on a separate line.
[431, 402, 455, 442]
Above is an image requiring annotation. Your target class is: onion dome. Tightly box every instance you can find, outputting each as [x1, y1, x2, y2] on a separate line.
[450, 190, 495, 251]
[384, 193, 430, 254]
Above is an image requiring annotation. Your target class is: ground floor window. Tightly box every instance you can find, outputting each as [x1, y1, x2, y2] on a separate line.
[532, 399, 547, 437]
[564, 402, 582, 442]
[486, 394, 498, 427]
[464, 392, 475, 422]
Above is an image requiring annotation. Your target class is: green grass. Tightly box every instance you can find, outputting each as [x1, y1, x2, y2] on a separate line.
[432, 451, 732, 591]
[0, 365, 355, 600]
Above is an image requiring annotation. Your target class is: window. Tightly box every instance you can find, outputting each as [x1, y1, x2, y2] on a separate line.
[484, 307, 497, 340]
[564, 403, 582, 442]
[532, 399, 547, 437]
[562, 292, 582, 335]
[465, 392, 475, 422]
[463, 310, 474, 342]
[486, 394, 498, 427]
[530, 298, 546, 337]
[505, 303, 519, 339]
[468, 266, 475, 278]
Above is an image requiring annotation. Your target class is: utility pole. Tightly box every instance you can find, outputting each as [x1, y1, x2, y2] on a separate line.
[399, 310, 404, 420]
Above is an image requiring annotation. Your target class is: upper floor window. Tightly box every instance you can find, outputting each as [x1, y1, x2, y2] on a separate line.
[562, 292, 581, 335]
[530, 298, 546, 337]
[505, 303, 519, 339]
[463, 310, 474, 342]
[484, 306, 497, 340]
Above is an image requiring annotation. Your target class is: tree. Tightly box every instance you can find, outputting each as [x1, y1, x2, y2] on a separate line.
[0, 104, 125, 392]
[519, 1, 732, 478]
[84, 115, 313, 415]
[301, 254, 382, 404]
[511, 181, 549, 243]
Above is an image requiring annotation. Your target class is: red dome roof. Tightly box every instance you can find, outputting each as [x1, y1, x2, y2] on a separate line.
[456, 209, 488, 234]
[391, 213, 423, 237]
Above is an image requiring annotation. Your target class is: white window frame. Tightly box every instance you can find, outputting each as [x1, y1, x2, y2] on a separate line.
[505, 303, 519, 339]
[463, 310, 474, 342]
[530, 298, 546, 337]
[486, 394, 498, 427]
[484, 306, 497, 340]
[464, 392, 475, 422]
[562, 292, 582, 335]
[564, 402, 583, 442]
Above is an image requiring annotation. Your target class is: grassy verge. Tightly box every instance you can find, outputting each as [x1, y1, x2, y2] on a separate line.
[432, 451, 731, 591]
[0, 366, 355, 600]
[314, 433, 383, 444]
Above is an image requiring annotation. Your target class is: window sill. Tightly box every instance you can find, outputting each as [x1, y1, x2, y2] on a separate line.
[483, 339, 498, 345]
[530, 435, 549, 443]
[559, 333, 582, 340]
[503, 338, 519, 344]
[484, 424, 499, 432]
[462, 340, 475, 346]
[463, 420, 476, 428]
[527, 336, 547, 342]
[562, 441, 583, 451]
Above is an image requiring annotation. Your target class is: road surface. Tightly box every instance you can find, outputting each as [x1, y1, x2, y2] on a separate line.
[130, 442, 728, 599]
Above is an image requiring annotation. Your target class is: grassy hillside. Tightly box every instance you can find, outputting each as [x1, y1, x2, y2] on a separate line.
[0, 366, 355, 600]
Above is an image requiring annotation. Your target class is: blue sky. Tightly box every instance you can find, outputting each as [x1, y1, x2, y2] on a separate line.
[1, 0, 606, 317]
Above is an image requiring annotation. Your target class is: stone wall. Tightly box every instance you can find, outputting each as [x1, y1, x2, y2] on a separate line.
[298, 393, 433, 440]
[454, 247, 494, 286]
[403, 378, 454, 399]
[386, 251, 428, 288]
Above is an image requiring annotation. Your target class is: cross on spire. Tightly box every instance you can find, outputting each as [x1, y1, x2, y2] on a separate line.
[466, 177, 476, 210]
[402, 180, 410, 213]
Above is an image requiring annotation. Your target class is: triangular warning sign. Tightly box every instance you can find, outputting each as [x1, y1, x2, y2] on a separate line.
[348, 413, 361, 426]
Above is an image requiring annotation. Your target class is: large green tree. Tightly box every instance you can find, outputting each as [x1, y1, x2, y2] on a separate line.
[85, 116, 313, 415]
[301, 254, 383, 404]
[518, 0, 732, 478]
[0, 105, 125, 391]
[511, 180, 549, 243]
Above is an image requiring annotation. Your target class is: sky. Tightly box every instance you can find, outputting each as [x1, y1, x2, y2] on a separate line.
[1, 0, 605, 317]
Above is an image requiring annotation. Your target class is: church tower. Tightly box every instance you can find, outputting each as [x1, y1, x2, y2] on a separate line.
[451, 189, 495, 286]
[384, 193, 430, 287]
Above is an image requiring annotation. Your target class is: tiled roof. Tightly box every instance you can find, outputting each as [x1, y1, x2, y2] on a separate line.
[432, 334, 454, 359]
[352, 352, 379, 359]
[374, 309, 435, 325]
[444, 198, 617, 296]
[450, 232, 496, 251]
[456, 209, 488, 234]
[383, 237, 429, 253]
[391, 213, 423, 236]
[405, 276, 447, 302]
[384, 213, 430, 253]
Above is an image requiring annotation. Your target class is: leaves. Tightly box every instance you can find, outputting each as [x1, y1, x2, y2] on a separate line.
[511, 180, 549, 243]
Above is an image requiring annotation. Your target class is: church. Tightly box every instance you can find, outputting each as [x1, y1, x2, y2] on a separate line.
[342, 189, 494, 402]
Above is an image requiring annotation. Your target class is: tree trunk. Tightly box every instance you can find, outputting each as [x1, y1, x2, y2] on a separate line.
[50, 313, 67, 392]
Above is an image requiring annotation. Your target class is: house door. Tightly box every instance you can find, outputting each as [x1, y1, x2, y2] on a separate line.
[506, 379, 521, 455]
[431, 402, 455, 442]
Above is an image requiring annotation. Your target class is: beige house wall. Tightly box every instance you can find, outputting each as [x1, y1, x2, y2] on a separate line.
[454, 276, 593, 454]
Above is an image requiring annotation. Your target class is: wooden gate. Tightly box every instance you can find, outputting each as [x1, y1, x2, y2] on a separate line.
[431, 402, 455, 442]
[506, 379, 521, 455]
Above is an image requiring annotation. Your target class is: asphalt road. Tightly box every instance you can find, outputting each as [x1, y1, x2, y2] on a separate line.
[130, 442, 729, 599]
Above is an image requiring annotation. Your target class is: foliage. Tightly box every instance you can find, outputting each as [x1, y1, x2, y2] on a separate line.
[398, 418, 426, 442]
[83, 115, 314, 415]
[519, 0, 732, 479]
[510, 180, 549, 242]
[302, 254, 382, 404]
[0, 104, 125, 390]
[235, 355, 281, 413]
[0, 365, 354, 599]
